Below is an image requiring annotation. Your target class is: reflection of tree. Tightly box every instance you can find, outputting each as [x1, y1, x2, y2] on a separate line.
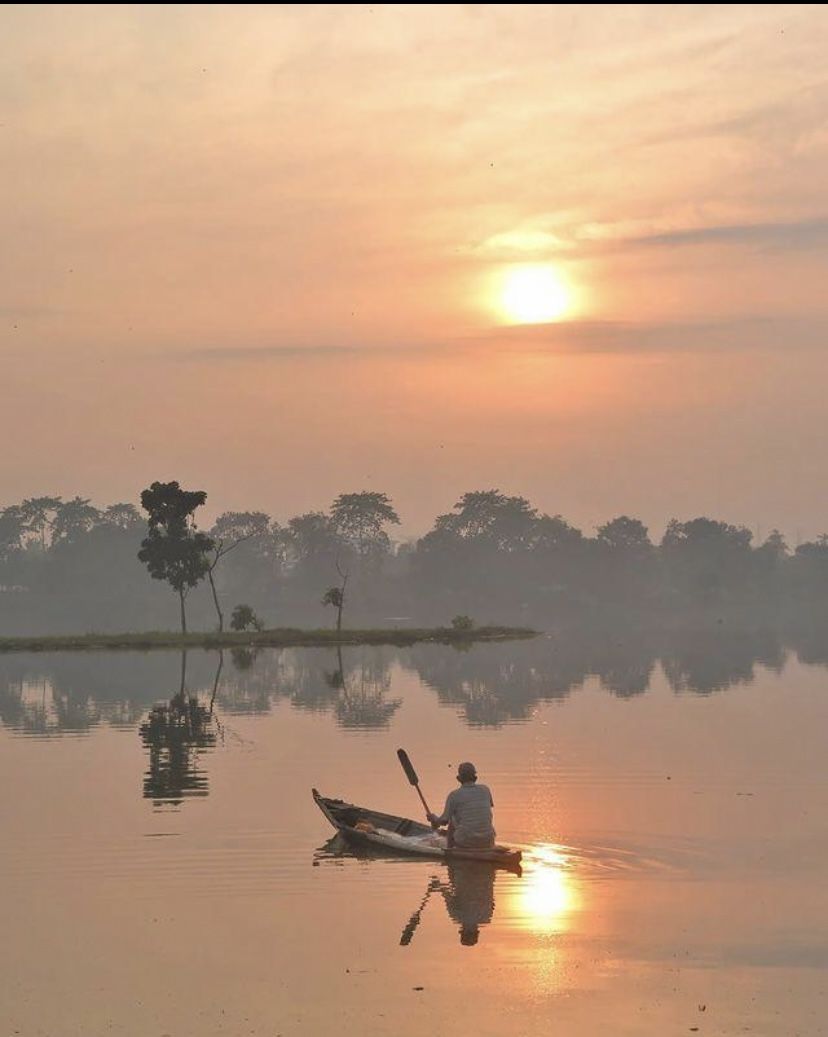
[0, 677, 50, 734]
[242, 646, 400, 729]
[0, 651, 206, 736]
[51, 687, 102, 732]
[0, 672, 101, 735]
[662, 627, 785, 695]
[591, 629, 658, 699]
[0, 674, 26, 730]
[279, 651, 341, 714]
[331, 646, 401, 729]
[218, 647, 289, 715]
[139, 652, 217, 806]
[0, 623, 822, 744]
[406, 641, 578, 726]
[404, 625, 787, 721]
[210, 644, 401, 727]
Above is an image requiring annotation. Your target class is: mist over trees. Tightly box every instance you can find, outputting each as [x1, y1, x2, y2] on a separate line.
[1, 487, 828, 635]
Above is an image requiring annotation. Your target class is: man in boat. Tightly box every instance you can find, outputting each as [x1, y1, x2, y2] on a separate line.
[427, 761, 495, 850]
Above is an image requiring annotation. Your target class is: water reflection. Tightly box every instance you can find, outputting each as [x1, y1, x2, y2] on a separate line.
[515, 845, 579, 935]
[0, 667, 135, 735]
[139, 652, 218, 807]
[404, 625, 786, 724]
[398, 866, 497, 947]
[3, 628, 827, 1037]
[276, 645, 401, 728]
[315, 837, 499, 947]
[328, 646, 401, 728]
[434, 862, 496, 946]
[314, 833, 582, 947]
[399, 876, 442, 945]
[0, 622, 824, 741]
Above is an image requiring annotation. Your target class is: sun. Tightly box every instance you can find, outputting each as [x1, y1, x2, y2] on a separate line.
[497, 264, 573, 324]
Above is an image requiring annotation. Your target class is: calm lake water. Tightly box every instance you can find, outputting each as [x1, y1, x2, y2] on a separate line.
[2, 634, 827, 1036]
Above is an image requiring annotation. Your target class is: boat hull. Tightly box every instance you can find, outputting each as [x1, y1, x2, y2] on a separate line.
[312, 788, 522, 871]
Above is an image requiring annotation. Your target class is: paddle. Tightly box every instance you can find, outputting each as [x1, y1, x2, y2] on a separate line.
[397, 748, 433, 819]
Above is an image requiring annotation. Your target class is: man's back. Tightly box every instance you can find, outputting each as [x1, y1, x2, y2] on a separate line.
[443, 783, 495, 848]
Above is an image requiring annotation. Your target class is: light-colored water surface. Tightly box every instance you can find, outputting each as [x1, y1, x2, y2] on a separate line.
[1, 638, 827, 1036]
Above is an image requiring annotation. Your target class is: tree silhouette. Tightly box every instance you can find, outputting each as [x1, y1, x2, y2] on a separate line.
[435, 490, 538, 550]
[329, 645, 401, 728]
[662, 517, 752, 600]
[0, 505, 26, 558]
[792, 534, 828, 598]
[137, 482, 214, 634]
[102, 503, 141, 530]
[286, 512, 341, 561]
[139, 653, 217, 805]
[597, 516, 652, 555]
[52, 497, 101, 544]
[206, 511, 270, 631]
[322, 560, 349, 631]
[229, 604, 264, 631]
[20, 496, 63, 550]
[330, 491, 400, 561]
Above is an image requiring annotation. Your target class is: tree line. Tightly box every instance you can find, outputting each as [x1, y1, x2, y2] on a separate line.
[1, 485, 827, 634]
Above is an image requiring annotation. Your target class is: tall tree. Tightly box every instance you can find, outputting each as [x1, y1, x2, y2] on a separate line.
[52, 497, 102, 543]
[103, 503, 142, 530]
[330, 491, 400, 559]
[0, 506, 26, 557]
[434, 490, 538, 551]
[596, 516, 652, 556]
[137, 482, 214, 634]
[595, 515, 655, 600]
[285, 512, 341, 566]
[792, 535, 828, 598]
[20, 496, 63, 549]
[661, 517, 752, 599]
[531, 514, 583, 552]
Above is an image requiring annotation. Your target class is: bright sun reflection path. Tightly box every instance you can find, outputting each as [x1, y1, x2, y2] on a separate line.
[517, 844, 580, 934]
[497, 264, 572, 324]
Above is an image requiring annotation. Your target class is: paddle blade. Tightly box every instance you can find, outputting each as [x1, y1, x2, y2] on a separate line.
[399, 912, 420, 946]
[397, 748, 419, 786]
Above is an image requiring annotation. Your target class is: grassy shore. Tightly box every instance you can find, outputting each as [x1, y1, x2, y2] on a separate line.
[0, 625, 538, 653]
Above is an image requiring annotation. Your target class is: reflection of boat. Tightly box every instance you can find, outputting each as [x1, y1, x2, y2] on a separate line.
[312, 788, 522, 870]
[315, 837, 499, 946]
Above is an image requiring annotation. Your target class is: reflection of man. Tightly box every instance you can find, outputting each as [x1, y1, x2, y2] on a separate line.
[427, 761, 495, 848]
[439, 861, 496, 946]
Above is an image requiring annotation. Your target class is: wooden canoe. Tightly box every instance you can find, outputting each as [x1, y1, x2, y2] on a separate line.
[312, 788, 522, 871]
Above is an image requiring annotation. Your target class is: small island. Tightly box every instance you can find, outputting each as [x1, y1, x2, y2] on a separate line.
[0, 625, 538, 654]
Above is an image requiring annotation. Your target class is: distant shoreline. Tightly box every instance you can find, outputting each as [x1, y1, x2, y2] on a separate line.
[0, 625, 538, 653]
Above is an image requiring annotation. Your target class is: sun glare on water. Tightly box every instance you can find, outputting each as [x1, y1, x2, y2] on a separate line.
[515, 844, 580, 934]
[497, 264, 573, 324]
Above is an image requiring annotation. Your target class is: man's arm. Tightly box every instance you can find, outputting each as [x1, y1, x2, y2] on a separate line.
[427, 793, 454, 828]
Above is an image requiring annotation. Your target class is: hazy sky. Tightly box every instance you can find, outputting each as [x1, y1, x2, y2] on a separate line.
[2, 4, 827, 538]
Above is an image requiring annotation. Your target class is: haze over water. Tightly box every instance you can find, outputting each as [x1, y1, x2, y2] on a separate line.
[2, 639, 827, 1036]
